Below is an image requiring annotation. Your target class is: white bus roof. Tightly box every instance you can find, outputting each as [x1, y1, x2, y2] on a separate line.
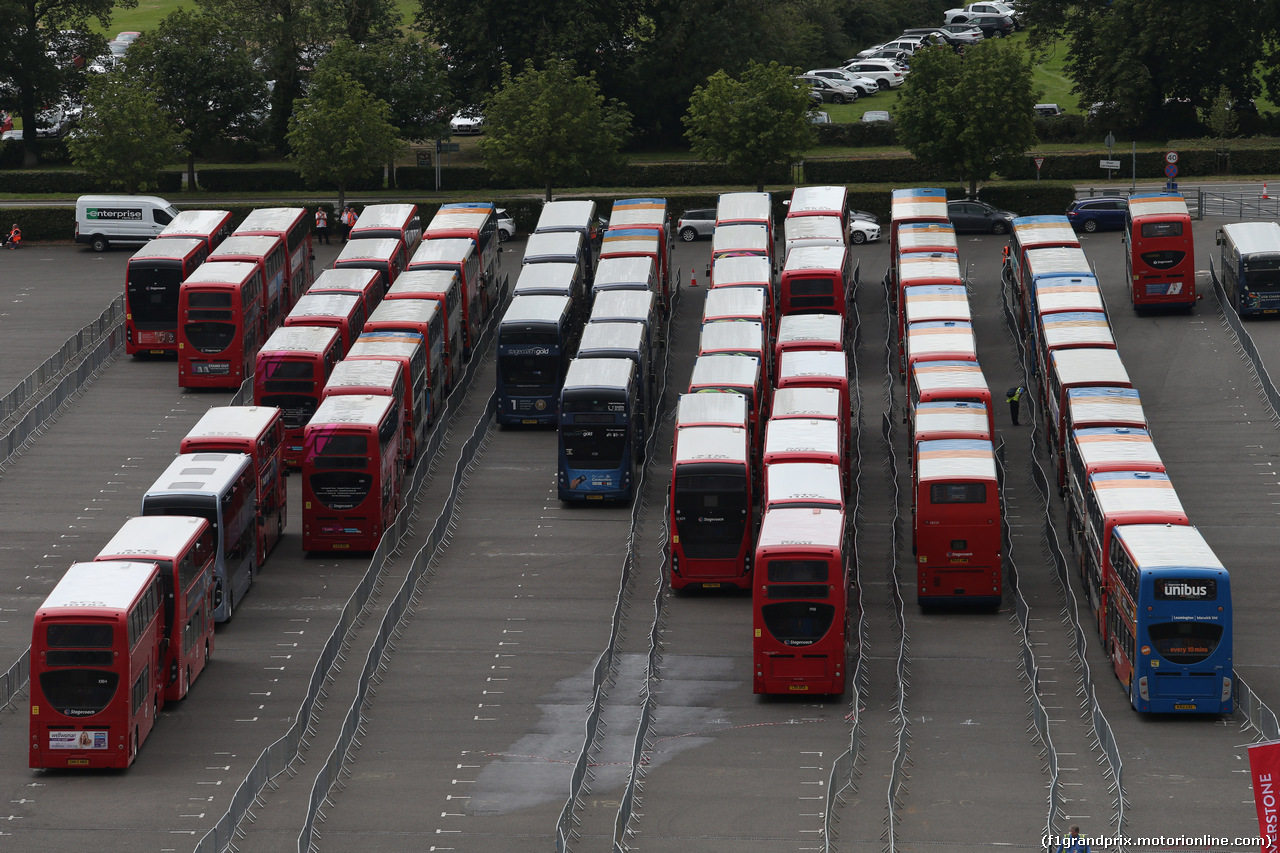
[326, 358, 402, 390]
[1073, 427, 1161, 469]
[1066, 387, 1146, 428]
[1011, 216, 1078, 248]
[514, 263, 578, 296]
[535, 200, 596, 233]
[610, 198, 667, 228]
[236, 207, 305, 233]
[771, 387, 841, 420]
[903, 284, 971, 324]
[594, 256, 655, 288]
[183, 261, 258, 287]
[712, 255, 772, 286]
[778, 349, 847, 382]
[98, 515, 209, 560]
[689, 354, 761, 388]
[674, 425, 749, 465]
[349, 335, 423, 360]
[210, 234, 281, 258]
[41, 561, 157, 613]
[712, 223, 770, 254]
[132, 237, 203, 260]
[410, 237, 476, 265]
[914, 402, 990, 440]
[427, 203, 495, 234]
[790, 186, 847, 217]
[717, 192, 772, 223]
[1025, 246, 1091, 278]
[699, 320, 764, 354]
[310, 393, 394, 427]
[765, 462, 843, 506]
[784, 244, 846, 272]
[1088, 471, 1184, 517]
[185, 405, 280, 441]
[523, 230, 584, 263]
[1041, 312, 1114, 349]
[917, 438, 997, 482]
[1222, 221, 1280, 255]
[335, 238, 402, 263]
[906, 320, 977, 359]
[703, 285, 768, 320]
[897, 222, 958, 252]
[160, 210, 230, 235]
[368, 297, 440, 325]
[898, 252, 962, 285]
[601, 229, 660, 255]
[777, 313, 842, 346]
[313, 268, 382, 293]
[911, 360, 988, 394]
[1111, 524, 1224, 570]
[500, 295, 571, 326]
[563, 356, 635, 392]
[289, 292, 360, 318]
[1050, 348, 1131, 387]
[890, 187, 948, 221]
[386, 268, 459, 295]
[1127, 193, 1189, 219]
[676, 392, 748, 429]
[764, 417, 840, 456]
[262, 324, 340, 354]
[784, 215, 844, 242]
[353, 203, 417, 230]
[756, 506, 844, 549]
[1034, 277, 1104, 314]
[146, 452, 252, 497]
[590, 290, 655, 324]
[578, 322, 646, 357]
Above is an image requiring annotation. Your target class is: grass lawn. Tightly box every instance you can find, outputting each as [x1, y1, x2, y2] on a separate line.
[94, 0, 419, 36]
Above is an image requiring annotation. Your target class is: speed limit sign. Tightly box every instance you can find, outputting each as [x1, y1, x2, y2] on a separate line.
[1166, 151, 1179, 164]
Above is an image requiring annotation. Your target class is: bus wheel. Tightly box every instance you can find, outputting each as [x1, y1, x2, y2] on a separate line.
[205, 640, 211, 664]
[132, 728, 139, 762]
[186, 667, 192, 693]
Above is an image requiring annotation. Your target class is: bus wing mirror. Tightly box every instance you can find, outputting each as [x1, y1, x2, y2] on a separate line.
[1214, 229, 1223, 246]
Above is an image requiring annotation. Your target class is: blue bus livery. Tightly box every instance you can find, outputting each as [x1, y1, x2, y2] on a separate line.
[558, 357, 641, 502]
[1217, 221, 1280, 316]
[497, 295, 575, 426]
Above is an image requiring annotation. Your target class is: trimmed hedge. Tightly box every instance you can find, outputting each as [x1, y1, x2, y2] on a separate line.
[805, 156, 937, 184]
[813, 122, 899, 147]
[195, 167, 384, 193]
[0, 169, 181, 194]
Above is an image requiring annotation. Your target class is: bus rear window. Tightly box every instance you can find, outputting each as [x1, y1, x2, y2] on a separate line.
[39, 670, 120, 716]
[1140, 221, 1182, 238]
[1146, 622, 1223, 664]
[767, 560, 829, 583]
[188, 291, 233, 308]
[315, 434, 367, 458]
[47, 624, 113, 648]
[930, 482, 987, 503]
[790, 277, 835, 296]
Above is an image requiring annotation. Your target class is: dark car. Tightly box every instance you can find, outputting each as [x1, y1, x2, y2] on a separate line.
[1066, 197, 1129, 233]
[947, 199, 1017, 234]
[677, 208, 716, 242]
[969, 14, 1015, 38]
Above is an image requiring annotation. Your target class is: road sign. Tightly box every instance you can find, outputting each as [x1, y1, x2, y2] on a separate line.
[1166, 151, 1179, 164]
[440, 142, 461, 153]
[1034, 157, 1045, 169]
[1100, 159, 1122, 170]
[1105, 132, 1116, 149]
[1165, 163, 1178, 179]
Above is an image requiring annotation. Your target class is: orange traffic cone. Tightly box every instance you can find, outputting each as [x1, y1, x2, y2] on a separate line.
[690, 267, 698, 287]
[1265, 183, 1271, 200]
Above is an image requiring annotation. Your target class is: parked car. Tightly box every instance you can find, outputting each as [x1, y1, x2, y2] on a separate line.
[1066, 197, 1129, 233]
[113, 31, 142, 44]
[806, 69, 880, 97]
[809, 110, 831, 125]
[947, 199, 1017, 234]
[677, 208, 716, 242]
[1034, 103, 1063, 117]
[864, 48, 911, 66]
[35, 107, 70, 138]
[496, 208, 516, 242]
[849, 209, 880, 225]
[1, 129, 21, 142]
[902, 27, 957, 46]
[842, 59, 907, 90]
[798, 75, 860, 104]
[939, 23, 985, 44]
[946, 1, 1021, 28]
[881, 38, 928, 55]
[449, 107, 485, 134]
[965, 14, 1016, 37]
[861, 110, 892, 123]
[849, 214, 881, 244]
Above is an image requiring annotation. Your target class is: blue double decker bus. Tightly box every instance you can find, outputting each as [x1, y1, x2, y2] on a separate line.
[1216, 221, 1280, 316]
[1107, 523, 1232, 714]
[496, 295, 575, 426]
[558, 357, 640, 502]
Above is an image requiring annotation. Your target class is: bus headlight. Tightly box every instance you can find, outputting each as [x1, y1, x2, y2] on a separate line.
[1138, 676, 1149, 701]
[1222, 676, 1233, 702]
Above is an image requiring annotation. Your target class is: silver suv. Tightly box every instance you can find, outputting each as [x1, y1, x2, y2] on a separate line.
[806, 69, 880, 98]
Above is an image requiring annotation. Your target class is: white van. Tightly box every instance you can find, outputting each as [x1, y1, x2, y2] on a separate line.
[75, 194, 181, 252]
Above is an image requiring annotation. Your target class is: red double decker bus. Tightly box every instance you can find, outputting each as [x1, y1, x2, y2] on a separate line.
[177, 261, 264, 390]
[180, 405, 287, 563]
[125, 238, 209, 356]
[669, 425, 754, 590]
[408, 237, 484, 355]
[611, 197, 673, 296]
[775, 312, 844, 368]
[284, 291, 366, 355]
[1064, 426, 1164, 539]
[1126, 192, 1195, 310]
[207, 234, 289, 339]
[347, 331, 430, 466]
[322, 358, 409, 463]
[386, 269, 464, 390]
[776, 349, 850, 441]
[703, 285, 774, 345]
[424, 203, 501, 316]
[752, 507, 847, 695]
[302, 394, 404, 552]
[350, 203, 423, 258]
[779, 245, 851, 319]
[334, 237, 408, 293]
[710, 254, 772, 292]
[888, 187, 949, 292]
[255, 326, 344, 467]
[158, 209, 234, 253]
[30, 561, 164, 769]
[364, 299, 445, 425]
[94, 515, 216, 702]
[904, 320, 977, 400]
[688, 354, 766, 448]
[908, 360, 994, 442]
[913, 438, 1002, 606]
[308, 267, 384, 319]
[764, 461, 843, 511]
[234, 207, 314, 311]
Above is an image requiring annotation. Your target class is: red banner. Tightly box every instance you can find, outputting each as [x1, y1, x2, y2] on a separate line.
[1249, 740, 1280, 849]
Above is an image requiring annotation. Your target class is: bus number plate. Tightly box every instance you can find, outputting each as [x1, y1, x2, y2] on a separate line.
[67, 759, 89, 766]
[702, 582, 721, 588]
[949, 558, 969, 564]
[521, 419, 539, 425]
[586, 495, 603, 500]
[1174, 703, 1197, 710]
[788, 685, 809, 691]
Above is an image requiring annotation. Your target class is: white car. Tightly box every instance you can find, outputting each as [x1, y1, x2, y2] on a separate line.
[842, 59, 907, 90]
[449, 108, 485, 135]
[496, 208, 516, 242]
[849, 216, 880, 245]
[945, 1, 1020, 27]
[806, 69, 880, 97]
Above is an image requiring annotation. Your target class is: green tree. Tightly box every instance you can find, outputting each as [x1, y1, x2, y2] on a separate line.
[68, 71, 183, 193]
[286, 68, 401, 211]
[0, 0, 131, 167]
[479, 60, 631, 202]
[125, 10, 268, 190]
[683, 61, 814, 193]
[894, 40, 1038, 198]
[1205, 85, 1238, 141]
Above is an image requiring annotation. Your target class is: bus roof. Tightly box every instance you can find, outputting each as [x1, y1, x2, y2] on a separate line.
[711, 223, 770, 254]
[611, 198, 668, 228]
[675, 425, 749, 465]
[756, 506, 844, 549]
[1127, 193, 1189, 219]
[911, 359, 988, 393]
[1034, 276, 1104, 314]
[131, 238, 204, 261]
[699, 320, 764, 354]
[764, 417, 840, 454]
[147, 452, 252, 497]
[98, 515, 209, 560]
[790, 185, 847, 217]
[783, 244, 846, 272]
[185, 405, 280, 441]
[1111, 524, 1224, 571]
[410, 237, 476, 265]
[310, 393, 394, 427]
[535, 200, 596, 233]
[890, 187, 948, 221]
[41, 561, 158, 613]
[387, 269, 460, 296]
[690, 354, 761, 388]
[777, 312, 842, 345]
[160, 209, 231, 235]
[712, 255, 771, 286]
[183, 261, 258, 287]
[513, 263, 578, 295]
[1050, 347, 1130, 386]
[897, 222, 958, 253]
[1221, 221, 1280, 256]
[1066, 386, 1146, 427]
[427, 203, 495, 234]
[602, 228, 661, 255]
[313, 267, 382, 293]
[209, 234, 282, 260]
[289, 292, 360, 318]
[590, 289, 655, 323]
[784, 215, 843, 241]
[1041, 312, 1115, 348]
[1089, 471, 1185, 517]
[349, 333, 424, 360]
[262, 324, 340, 354]
[778, 348, 847, 381]
[765, 462, 842, 505]
[579, 321, 646, 358]
[523, 230, 584, 262]
[500, 294, 571, 326]
[335, 238, 402, 263]
[1025, 246, 1091, 279]
[914, 402, 990, 440]
[352, 203, 418, 230]
[676, 392, 748, 429]
[595, 256, 655, 288]
[717, 192, 771, 223]
[771, 387, 841, 420]
[1011, 215, 1079, 248]
[916, 438, 997, 481]
[236, 207, 305, 233]
[1073, 427, 1162, 468]
[905, 320, 977, 358]
[326, 358, 402, 390]
[903, 284, 971, 324]
[368, 297, 440, 325]
[704, 285, 767, 319]
[898, 252, 963, 285]
[563, 356, 635, 392]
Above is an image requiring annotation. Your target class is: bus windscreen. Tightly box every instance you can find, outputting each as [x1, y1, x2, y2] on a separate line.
[128, 269, 184, 325]
[562, 427, 627, 468]
[500, 355, 560, 392]
[760, 601, 834, 645]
